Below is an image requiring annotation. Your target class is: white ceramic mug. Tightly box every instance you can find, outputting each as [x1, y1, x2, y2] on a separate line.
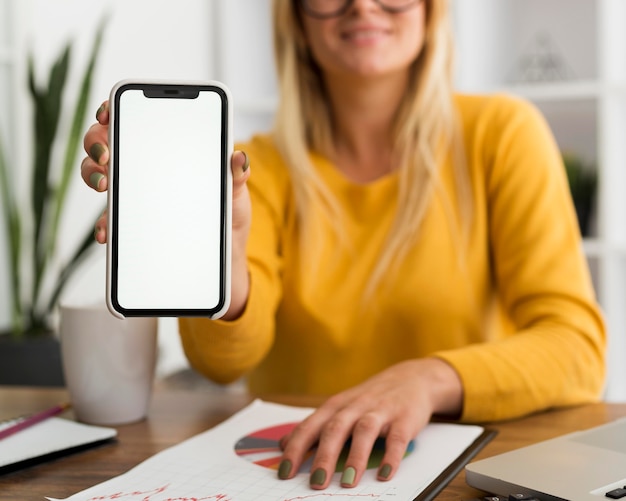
[59, 302, 158, 425]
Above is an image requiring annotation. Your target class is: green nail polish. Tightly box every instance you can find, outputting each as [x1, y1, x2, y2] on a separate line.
[278, 460, 292, 479]
[96, 103, 105, 120]
[379, 463, 392, 479]
[90, 172, 105, 190]
[341, 466, 356, 486]
[310, 468, 326, 487]
[90, 143, 106, 164]
[242, 152, 250, 172]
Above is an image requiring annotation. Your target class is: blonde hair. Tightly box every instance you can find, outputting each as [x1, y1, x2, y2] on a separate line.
[271, 0, 469, 294]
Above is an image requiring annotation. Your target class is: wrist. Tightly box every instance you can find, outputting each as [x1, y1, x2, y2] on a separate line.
[418, 357, 464, 418]
[221, 241, 250, 321]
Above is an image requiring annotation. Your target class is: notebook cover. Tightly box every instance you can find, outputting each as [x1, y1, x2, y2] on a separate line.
[0, 417, 117, 474]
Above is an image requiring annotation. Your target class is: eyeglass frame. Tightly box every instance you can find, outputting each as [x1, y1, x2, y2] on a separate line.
[298, 0, 423, 19]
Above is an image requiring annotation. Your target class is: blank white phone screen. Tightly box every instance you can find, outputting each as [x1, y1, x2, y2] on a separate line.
[113, 88, 225, 313]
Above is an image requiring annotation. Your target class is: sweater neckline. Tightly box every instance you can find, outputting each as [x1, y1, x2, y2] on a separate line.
[311, 151, 399, 190]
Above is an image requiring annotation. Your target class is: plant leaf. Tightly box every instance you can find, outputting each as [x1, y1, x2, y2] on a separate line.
[29, 44, 71, 316]
[46, 18, 107, 265]
[0, 130, 23, 334]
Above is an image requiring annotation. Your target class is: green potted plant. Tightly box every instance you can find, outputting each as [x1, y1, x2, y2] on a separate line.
[562, 152, 598, 237]
[0, 21, 107, 385]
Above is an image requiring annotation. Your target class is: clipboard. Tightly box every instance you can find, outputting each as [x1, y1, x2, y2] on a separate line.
[417, 427, 497, 500]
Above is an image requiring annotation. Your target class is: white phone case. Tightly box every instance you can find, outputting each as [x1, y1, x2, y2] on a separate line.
[106, 79, 232, 319]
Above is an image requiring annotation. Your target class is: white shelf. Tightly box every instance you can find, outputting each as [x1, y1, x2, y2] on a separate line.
[583, 238, 606, 258]
[583, 239, 626, 258]
[502, 80, 601, 101]
[491, 80, 626, 102]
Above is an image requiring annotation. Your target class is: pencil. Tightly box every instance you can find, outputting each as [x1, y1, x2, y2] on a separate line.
[0, 402, 72, 441]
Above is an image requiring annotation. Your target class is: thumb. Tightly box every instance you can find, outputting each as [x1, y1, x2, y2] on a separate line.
[231, 150, 252, 234]
[232, 150, 251, 190]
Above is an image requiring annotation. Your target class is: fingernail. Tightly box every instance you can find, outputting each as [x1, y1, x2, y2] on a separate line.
[96, 103, 106, 120]
[340, 466, 356, 486]
[310, 468, 326, 487]
[378, 463, 392, 480]
[94, 226, 101, 241]
[90, 172, 105, 190]
[241, 151, 250, 172]
[278, 460, 292, 479]
[90, 143, 106, 164]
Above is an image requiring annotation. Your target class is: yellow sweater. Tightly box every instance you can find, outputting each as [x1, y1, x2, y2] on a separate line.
[179, 93, 606, 422]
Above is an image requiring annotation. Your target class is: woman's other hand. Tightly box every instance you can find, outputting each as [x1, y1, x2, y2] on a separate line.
[278, 358, 463, 489]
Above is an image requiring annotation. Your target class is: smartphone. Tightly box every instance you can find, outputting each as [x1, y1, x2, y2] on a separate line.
[106, 80, 232, 319]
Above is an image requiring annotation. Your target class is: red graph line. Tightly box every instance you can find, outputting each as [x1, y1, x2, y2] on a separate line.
[284, 494, 380, 501]
[86, 484, 232, 501]
[87, 485, 168, 500]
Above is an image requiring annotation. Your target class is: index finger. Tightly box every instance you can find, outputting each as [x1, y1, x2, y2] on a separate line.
[277, 401, 340, 481]
[278, 394, 358, 487]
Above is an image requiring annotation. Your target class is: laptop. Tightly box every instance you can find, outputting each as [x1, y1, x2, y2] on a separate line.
[465, 417, 626, 501]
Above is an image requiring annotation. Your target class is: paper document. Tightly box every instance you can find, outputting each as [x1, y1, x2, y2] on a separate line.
[47, 400, 485, 501]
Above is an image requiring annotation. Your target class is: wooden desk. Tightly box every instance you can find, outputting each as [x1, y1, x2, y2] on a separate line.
[1, 386, 625, 501]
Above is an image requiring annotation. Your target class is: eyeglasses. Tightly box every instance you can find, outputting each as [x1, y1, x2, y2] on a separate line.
[300, 0, 421, 19]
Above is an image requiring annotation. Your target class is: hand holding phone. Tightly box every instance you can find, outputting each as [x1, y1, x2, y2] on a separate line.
[106, 80, 233, 319]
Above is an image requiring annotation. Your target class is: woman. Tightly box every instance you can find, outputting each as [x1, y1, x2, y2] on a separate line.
[82, 0, 606, 491]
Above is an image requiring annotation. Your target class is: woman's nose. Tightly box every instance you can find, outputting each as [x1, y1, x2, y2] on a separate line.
[347, 0, 383, 15]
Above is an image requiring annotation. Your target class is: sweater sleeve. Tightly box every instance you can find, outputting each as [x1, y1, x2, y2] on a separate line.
[178, 135, 289, 384]
[436, 95, 606, 422]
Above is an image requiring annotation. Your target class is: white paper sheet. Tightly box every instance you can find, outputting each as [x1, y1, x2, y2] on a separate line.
[47, 400, 484, 501]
